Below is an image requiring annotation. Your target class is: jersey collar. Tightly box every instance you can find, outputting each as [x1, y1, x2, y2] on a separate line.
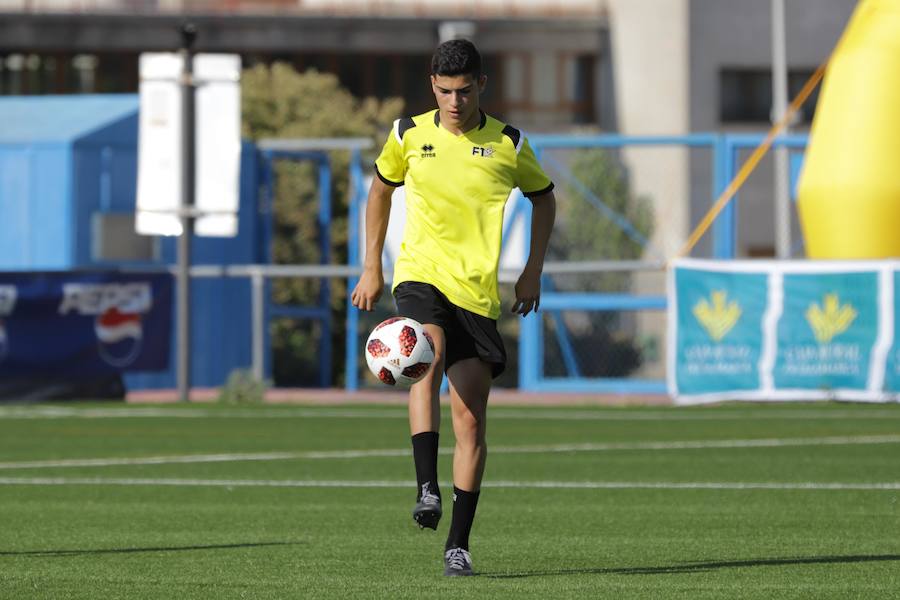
[433, 109, 487, 132]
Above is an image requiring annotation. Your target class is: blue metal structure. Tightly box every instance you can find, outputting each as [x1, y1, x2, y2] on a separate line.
[257, 148, 361, 388]
[0, 95, 139, 269]
[519, 134, 716, 393]
[0, 95, 260, 390]
[1, 95, 812, 392]
[514, 133, 809, 393]
[344, 151, 367, 391]
[129, 140, 261, 390]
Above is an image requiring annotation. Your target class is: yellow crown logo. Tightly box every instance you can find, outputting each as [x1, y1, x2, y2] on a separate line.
[805, 293, 857, 344]
[693, 291, 742, 342]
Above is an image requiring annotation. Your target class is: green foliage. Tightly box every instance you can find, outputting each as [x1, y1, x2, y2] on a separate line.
[529, 148, 656, 378]
[216, 369, 267, 404]
[241, 63, 403, 386]
[550, 148, 654, 291]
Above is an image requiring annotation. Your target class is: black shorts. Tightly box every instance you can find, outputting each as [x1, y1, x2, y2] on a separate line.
[393, 281, 506, 378]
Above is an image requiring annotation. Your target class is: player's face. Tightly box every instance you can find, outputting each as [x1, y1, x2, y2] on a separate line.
[431, 73, 487, 132]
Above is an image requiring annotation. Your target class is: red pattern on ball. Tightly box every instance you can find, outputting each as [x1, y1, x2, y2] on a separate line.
[378, 367, 396, 385]
[402, 362, 430, 380]
[398, 325, 417, 357]
[367, 339, 390, 358]
[375, 317, 403, 331]
[423, 331, 435, 353]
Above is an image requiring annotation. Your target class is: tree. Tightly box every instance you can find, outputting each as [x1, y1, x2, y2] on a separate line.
[241, 63, 402, 386]
[549, 148, 654, 291]
[499, 148, 655, 383]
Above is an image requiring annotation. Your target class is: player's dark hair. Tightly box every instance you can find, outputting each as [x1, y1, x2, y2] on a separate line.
[431, 39, 482, 78]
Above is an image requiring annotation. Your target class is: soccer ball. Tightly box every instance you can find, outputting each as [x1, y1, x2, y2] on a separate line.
[365, 317, 435, 386]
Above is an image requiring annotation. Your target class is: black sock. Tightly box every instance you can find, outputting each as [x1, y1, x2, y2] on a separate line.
[445, 486, 480, 551]
[411, 432, 440, 500]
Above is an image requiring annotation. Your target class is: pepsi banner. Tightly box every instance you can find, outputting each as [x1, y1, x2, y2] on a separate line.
[0, 272, 172, 377]
[669, 260, 898, 404]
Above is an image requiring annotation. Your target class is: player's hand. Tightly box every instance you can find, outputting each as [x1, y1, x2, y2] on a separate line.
[511, 268, 541, 316]
[351, 266, 384, 311]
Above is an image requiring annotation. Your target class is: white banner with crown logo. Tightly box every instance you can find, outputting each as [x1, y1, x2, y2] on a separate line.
[668, 259, 899, 404]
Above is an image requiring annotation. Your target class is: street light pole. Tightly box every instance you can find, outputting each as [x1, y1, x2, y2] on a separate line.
[177, 22, 197, 402]
[772, 0, 791, 259]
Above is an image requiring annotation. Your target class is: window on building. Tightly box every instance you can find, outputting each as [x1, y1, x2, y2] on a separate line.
[495, 51, 595, 123]
[479, 54, 502, 115]
[503, 54, 527, 104]
[96, 53, 138, 93]
[563, 54, 595, 124]
[0, 52, 139, 96]
[400, 54, 433, 115]
[531, 53, 558, 107]
[72, 54, 98, 93]
[720, 68, 820, 124]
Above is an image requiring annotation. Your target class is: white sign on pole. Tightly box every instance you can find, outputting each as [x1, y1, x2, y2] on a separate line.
[136, 53, 183, 237]
[136, 52, 242, 238]
[194, 54, 242, 237]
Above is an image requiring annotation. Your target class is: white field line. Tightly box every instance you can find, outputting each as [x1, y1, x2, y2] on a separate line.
[1, 406, 900, 421]
[0, 449, 411, 470]
[1, 434, 899, 470]
[0, 477, 898, 491]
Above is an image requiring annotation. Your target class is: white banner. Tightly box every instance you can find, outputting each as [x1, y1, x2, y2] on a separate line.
[136, 53, 241, 238]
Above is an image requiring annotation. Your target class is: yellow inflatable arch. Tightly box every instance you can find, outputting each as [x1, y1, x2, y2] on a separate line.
[797, 0, 900, 258]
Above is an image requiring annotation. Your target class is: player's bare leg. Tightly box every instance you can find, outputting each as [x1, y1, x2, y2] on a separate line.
[409, 323, 445, 530]
[447, 357, 490, 490]
[409, 324, 444, 435]
[443, 357, 491, 575]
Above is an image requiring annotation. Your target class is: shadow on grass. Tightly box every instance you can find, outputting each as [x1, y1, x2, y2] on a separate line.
[0, 541, 300, 558]
[482, 553, 900, 578]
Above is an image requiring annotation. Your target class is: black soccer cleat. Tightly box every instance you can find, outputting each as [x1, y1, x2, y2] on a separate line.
[412, 482, 442, 530]
[443, 547, 475, 576]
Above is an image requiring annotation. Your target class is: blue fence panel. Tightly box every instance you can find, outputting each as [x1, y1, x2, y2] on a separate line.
[511, 133, 808, 393]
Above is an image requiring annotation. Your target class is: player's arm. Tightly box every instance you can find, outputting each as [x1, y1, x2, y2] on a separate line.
[350, 177, 394, 311]
[512, 190, 556, 316]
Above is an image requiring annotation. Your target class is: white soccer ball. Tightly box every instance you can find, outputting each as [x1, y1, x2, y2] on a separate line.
[365, 317, 435, 386]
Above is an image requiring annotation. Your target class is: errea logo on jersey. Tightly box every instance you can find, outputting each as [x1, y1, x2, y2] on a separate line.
[421, 144, 436, 158]
[472, 145, 494, 158]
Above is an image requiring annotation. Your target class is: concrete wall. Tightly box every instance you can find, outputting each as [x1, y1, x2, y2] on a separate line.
[608, 0, 691, 259]
[606, 0, 691, 378]
[688, 0, 856, 257]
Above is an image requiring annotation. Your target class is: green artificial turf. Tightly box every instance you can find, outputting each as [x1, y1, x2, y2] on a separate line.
[0, 401, 898, 599]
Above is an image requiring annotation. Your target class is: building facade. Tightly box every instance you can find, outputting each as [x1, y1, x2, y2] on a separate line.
[0, 1, 608, 128]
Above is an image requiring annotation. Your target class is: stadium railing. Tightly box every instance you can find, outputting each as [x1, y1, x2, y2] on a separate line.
[165, 132, 809, 393]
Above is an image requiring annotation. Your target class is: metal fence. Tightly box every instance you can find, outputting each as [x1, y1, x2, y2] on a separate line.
[177, 132, 809, 393]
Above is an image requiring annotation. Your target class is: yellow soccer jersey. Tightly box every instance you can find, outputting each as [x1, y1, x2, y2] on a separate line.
[375, 109, 553, 319]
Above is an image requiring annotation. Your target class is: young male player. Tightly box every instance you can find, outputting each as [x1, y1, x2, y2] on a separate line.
[350, 39, 555, 576]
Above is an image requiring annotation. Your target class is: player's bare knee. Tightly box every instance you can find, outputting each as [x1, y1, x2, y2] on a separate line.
[430, 350, 445, 373]
[453, 407, 485, 438]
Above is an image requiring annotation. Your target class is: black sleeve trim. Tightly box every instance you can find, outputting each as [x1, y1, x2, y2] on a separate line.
[374, 164, 404, 187]
[522, 182, 554, 198]
[397, 117, 416, 140]
[501, 124, 521, 149]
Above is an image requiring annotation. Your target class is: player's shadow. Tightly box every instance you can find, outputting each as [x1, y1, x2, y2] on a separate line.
[482, 553, 900, 578]
[0, 541, 300, 558]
